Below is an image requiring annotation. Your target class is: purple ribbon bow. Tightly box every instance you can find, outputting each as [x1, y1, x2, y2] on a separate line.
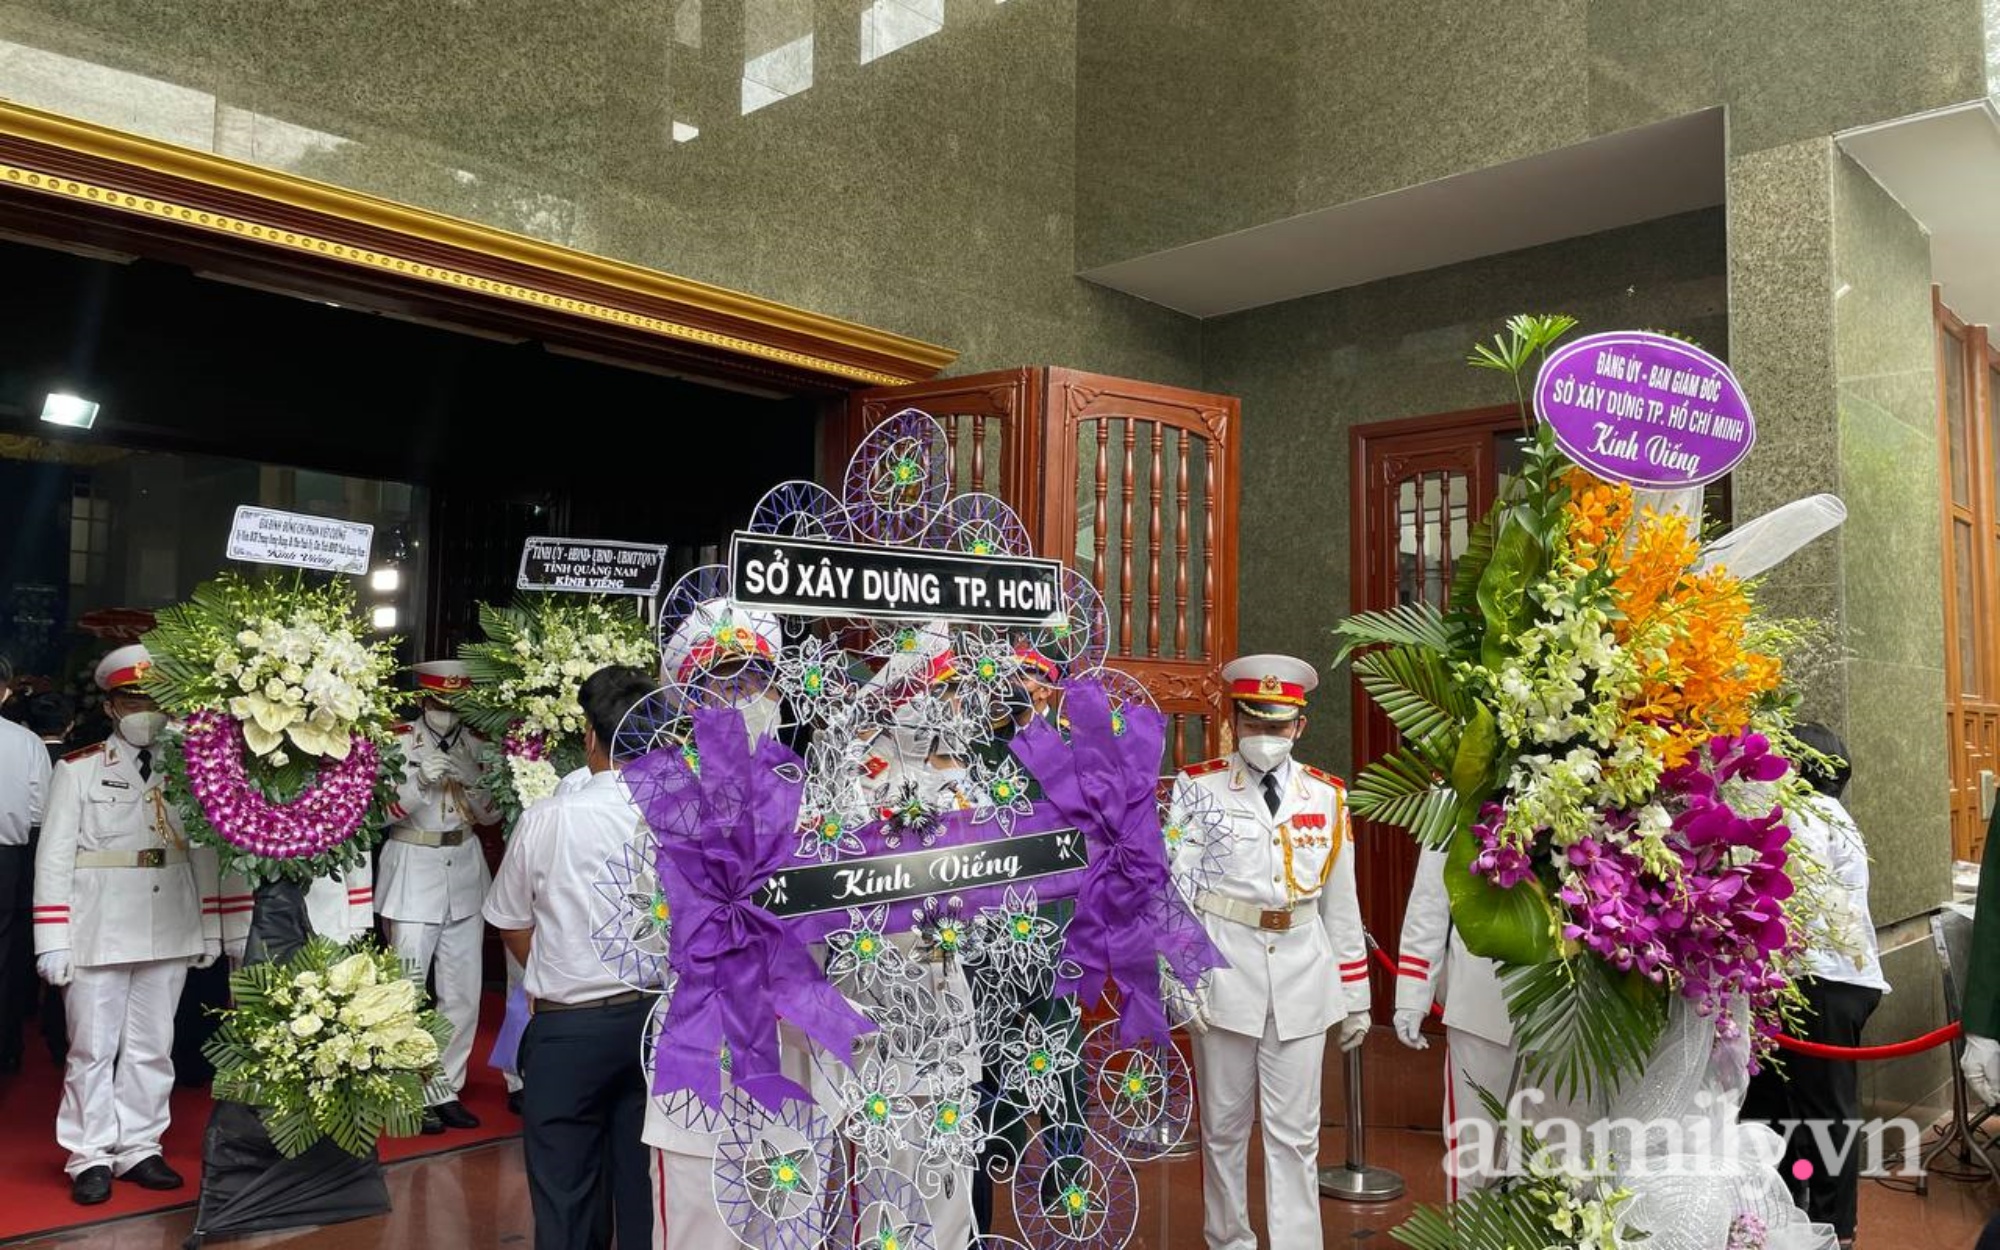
[1008, 681, 1224, 1043]
[624, 710, 875, 1112]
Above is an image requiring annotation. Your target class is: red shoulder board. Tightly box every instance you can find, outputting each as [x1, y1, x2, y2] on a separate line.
[862, 756, 889, 779]
[62, 742, 105, 763]
[392, 723, 415, 735]
[1301, 763, 1345, 789]
[1181, 757, 1229, 778]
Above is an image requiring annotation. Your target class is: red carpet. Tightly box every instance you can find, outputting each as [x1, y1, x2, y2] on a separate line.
[0, 991, 517, 1242]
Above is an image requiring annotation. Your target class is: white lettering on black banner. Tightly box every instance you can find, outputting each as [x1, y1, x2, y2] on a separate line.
[754, 827, 1088, 918]
[518, 537, 667, 597]
[731, 532, 1063, 626]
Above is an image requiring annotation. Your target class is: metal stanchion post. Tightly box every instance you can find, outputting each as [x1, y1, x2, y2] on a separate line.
[1318, 1042, 1405, 1202]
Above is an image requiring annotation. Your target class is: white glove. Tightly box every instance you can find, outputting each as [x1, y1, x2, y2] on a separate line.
[1337, 1010, 1371, 1053]
[1964, 1034, 2000, 1107]
[37, 950, 72, 987]
[1392, 1007, 1429, 1050]
[191, 938, 222, 969]
[417, 754, 452, 785]
[225, 937, 247, 965]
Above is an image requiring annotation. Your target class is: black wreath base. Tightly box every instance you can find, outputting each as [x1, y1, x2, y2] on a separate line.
[185, 880, 389, 1247]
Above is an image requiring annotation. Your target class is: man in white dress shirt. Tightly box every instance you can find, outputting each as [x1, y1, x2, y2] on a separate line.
[374, 660, 496, 1134]
[486, 664, 657, 1250]
[34, 645, 221, 1204]
[1173, 653, 1370, 1250]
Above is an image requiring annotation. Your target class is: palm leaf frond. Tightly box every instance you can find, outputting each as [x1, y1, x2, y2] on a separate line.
[1352, 645, 1472, 748]
[1391, 1185, 1557, 1250]
[1502, 956, 1668, 1107]
[1350, 746, 1463, 849]
[1446, 513, 1497, 629]
[1331, 601, 1465, 666]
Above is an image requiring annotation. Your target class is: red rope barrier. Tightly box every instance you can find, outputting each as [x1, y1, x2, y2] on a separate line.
[1773, 1020, 1961, 1061]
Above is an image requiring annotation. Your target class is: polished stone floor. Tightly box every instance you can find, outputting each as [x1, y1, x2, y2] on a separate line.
[10, 1032, 1995, 1248]
[8, 1126, 1994, 1249]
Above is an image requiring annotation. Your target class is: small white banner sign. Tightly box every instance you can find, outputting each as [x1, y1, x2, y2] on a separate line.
[226, 507, 375, 575]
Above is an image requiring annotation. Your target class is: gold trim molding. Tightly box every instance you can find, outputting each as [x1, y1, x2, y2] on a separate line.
[0, 99, 955, 387]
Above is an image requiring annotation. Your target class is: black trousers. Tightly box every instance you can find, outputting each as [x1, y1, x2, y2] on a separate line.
[0, 841, 30, 1066]
[518, 998, 652, 1250]
[1742, 976, 1881, 1241]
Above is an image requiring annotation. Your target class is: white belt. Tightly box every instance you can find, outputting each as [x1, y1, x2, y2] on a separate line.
[1196, 890, 1301, 933]
[75, 847, 188, 869]
[390, 827, 470, 848]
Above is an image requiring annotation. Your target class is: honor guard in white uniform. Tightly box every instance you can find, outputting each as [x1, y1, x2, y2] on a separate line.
[1392, 847, 1515, 1199]
[34, 645, 221, 1204]
[1174, 654, 1370, 1250]
[375, 660, 495, 1133]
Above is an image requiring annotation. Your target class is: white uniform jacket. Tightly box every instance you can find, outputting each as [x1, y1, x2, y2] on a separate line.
[1175, 755, 1369, 1041]
[373, 721, 495, 924]
[218, 863, 376, 947]
[1395, 847, 1512, 1046]
[33, 739, 221, 966]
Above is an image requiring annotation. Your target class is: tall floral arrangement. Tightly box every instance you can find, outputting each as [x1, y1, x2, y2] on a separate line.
[204, 937, 450, 1157]
[455, 595, 657, 831]
[1334, 315, 1827, 1105]
[144, 573, 402, 885]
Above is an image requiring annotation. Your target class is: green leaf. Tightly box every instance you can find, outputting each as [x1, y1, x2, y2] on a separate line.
[1476, 510, 1545, 671]
[1352, 645, 1471, 749]
[1450, 702, 1501, 802]
[1445, 512, 1497, 623]
[1441, 820, 1558, 968]
[1330, 601, 1465, 666]
[1350, 746, 1463, 849]
[1501, 955, 1669, 1107]
[1391, 1186, 1560, 1250]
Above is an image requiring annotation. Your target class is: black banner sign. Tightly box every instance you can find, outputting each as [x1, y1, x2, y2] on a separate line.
[730, 531, 1064, 625]
[518, 537, 667, 597]
[754, 827, 1089, 919]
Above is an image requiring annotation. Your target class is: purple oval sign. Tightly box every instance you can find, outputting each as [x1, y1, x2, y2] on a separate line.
[1532, 331, 1755, 489]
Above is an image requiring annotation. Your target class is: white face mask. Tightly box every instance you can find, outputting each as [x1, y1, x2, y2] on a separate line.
[423, 706, 459, 736]
[118, 711, 168, 749]
[1238, 732, 1294, 774]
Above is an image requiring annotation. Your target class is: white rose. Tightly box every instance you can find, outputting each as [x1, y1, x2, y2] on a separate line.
[290, 1013, 324, 1039]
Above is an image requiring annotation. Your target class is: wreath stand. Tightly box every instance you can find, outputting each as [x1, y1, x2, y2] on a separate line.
[183, 879, 389, 1248]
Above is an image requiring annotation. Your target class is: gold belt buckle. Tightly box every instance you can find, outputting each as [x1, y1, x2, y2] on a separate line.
[439, 829, 464, 848]
[135, 848, 165, 868]
[1258, 908, 1290, 932]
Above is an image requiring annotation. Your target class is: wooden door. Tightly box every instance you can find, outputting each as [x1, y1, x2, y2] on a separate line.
[1040, 370, 1240, 768]
[846, 369, 1241, 768]
[842, 369, 1042, 513]
[1350, 408, 1515, 996]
